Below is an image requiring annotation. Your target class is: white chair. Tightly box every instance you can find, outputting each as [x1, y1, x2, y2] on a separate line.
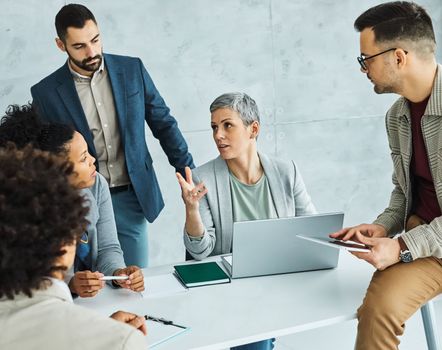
[421, 298, 441, 350]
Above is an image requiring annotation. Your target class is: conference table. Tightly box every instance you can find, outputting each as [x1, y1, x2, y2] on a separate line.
[74, 254, 375, 349]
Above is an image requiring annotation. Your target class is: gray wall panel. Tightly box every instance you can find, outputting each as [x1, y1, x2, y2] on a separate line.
[0, 0, 440, 267]
[1, 1, 442, 348]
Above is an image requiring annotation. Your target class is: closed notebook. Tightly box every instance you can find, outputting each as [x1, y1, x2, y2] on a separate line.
[174, 262, 231, 287]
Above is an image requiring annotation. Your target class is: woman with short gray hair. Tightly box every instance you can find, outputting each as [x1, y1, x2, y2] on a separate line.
[209, 92, 261, 126]
[177, 91, 316, 257]
[176, 93, 316, 349]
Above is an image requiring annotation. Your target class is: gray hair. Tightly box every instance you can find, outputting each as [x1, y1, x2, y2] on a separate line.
[209, 92, 260, 126]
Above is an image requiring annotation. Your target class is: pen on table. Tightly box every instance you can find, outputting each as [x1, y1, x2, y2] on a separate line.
[144, 315, 187, 329]
[99, 275, 129, 281]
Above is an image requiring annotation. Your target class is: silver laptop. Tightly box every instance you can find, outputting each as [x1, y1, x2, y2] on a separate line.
[221, 212, 344, 279]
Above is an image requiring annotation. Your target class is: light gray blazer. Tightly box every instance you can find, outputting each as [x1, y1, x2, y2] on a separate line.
[66, 173, 126, 282]
[184, 153, 317, 260]
[0, 279, 146, 350]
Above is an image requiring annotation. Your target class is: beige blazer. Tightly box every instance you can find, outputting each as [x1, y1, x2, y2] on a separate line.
[0, 279, 146, 350]
[373, 64, 442, 259]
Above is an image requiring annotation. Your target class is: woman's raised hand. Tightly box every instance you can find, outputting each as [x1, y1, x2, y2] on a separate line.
[176, 167, 207, 210]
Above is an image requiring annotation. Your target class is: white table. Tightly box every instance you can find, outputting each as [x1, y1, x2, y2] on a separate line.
[75, 255, 375, 349]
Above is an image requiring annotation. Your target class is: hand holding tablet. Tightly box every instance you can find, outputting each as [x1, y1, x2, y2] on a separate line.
[297, 235, 371, 252]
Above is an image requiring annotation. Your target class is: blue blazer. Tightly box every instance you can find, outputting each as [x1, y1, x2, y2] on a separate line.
[31, 53, 194, 222]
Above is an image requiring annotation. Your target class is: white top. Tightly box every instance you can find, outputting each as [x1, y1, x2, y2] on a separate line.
[0, 278, 146, 350]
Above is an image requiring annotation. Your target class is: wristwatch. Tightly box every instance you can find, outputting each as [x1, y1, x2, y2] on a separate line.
[398, 236, 413, 263]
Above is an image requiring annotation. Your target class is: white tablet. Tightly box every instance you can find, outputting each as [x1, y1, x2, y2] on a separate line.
[297, 235, 371, 252]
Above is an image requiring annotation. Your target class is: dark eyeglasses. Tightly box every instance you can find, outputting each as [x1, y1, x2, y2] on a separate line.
[357, 48, 408, 71]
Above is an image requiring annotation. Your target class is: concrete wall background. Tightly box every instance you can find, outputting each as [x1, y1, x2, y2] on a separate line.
[1, 1, 441, 348]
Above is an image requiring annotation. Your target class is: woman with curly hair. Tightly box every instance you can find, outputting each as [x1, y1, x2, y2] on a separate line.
[0, 104, 144, 298]
[0, 146, 146, 349]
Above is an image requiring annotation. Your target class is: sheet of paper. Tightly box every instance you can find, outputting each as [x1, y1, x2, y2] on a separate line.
[141, 273, 188, 298]
[146, 319, 190, 348]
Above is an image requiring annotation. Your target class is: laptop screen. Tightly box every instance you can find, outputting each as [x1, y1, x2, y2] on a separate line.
[228, 212, 344, 278]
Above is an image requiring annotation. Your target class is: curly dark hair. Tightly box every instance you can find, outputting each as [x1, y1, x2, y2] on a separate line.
[0, 104, 75, 155]
[0, 146, 89, 300]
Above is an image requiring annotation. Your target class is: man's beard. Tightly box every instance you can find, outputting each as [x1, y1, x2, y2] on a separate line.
[373, 82, 396, 94]
[369, 65, 399, 95]
[68, 52, 102, 73]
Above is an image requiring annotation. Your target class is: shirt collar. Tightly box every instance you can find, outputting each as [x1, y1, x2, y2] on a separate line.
[0, 277, 73, 303]
[42, 277, 74, 303]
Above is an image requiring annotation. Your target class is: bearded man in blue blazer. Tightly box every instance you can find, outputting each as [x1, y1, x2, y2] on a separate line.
[31, 4, 194, 268]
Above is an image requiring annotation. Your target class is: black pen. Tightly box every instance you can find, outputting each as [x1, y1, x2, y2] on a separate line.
[144, 315, 187, 329]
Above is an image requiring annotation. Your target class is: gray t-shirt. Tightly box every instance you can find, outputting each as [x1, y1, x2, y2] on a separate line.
[229, 171, 277, 222]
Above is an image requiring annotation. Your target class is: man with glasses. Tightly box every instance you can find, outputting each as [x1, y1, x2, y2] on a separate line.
[331, 2, 442, 349]
[357, 47, 407, 73]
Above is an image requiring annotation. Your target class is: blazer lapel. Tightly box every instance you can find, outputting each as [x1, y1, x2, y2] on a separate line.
[55, 63, 96, 155]
[105, 54, 127, 144]
[213, 157, 233, 253]
[259, 152, 289, 217]
[398, 109, 412, 193]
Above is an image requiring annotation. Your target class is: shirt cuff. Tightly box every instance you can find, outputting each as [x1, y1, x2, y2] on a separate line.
[187, 233, 204, 241]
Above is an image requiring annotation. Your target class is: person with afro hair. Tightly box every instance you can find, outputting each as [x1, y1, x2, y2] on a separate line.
[0, 145, 147, 350]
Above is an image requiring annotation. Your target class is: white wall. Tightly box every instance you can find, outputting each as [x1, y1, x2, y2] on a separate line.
[1, 1, 441, 348]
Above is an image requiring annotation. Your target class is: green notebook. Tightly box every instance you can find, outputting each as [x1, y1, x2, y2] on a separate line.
[174, 262, 231, 288]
